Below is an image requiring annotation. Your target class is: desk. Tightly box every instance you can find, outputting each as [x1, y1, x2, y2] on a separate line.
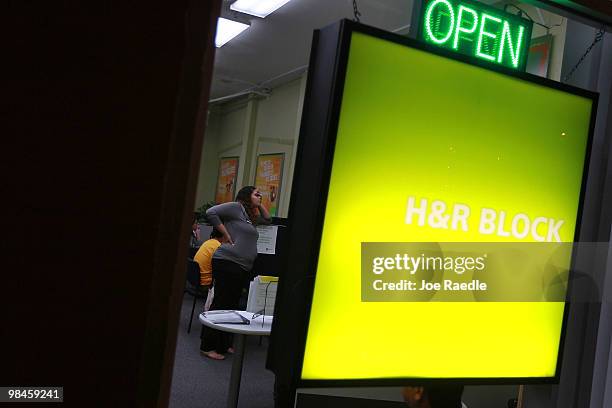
[199, 311, 272, 408]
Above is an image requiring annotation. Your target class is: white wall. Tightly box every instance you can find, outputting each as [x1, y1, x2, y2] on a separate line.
[497, 2, 567, 81]
[195, 101, 247, 207]
[195, 75, 307, 217]
[252, 77, 306, 217]
[195, 112, 219, 207]
[527, 6, 567, 81]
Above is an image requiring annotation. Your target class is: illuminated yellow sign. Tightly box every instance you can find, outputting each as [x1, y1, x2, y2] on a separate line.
[300, 30, 593, 381]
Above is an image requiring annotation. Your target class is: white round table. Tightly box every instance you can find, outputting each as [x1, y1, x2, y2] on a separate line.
[199, 311, 273, 408]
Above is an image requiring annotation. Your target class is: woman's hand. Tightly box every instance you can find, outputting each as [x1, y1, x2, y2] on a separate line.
[257, 203, 271, 220]
[216, 223, 234, 245]
[250, 188, 271, 220]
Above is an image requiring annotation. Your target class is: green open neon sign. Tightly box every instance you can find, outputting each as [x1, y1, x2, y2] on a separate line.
[419, 0, 533, 71]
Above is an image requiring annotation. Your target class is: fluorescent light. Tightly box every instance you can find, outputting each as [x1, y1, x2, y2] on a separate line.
[215, 18, 250, 48]
[230, 0, 293, 18]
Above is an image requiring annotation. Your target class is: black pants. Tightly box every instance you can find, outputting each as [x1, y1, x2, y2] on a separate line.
[200, 258, 247, 353]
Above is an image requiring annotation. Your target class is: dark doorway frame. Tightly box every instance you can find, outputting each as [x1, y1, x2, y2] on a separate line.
[4, 1, 222, 406]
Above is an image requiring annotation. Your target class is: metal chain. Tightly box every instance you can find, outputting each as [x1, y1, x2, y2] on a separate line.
[563, 29, 605, 83]
[352, 0, 361, 23]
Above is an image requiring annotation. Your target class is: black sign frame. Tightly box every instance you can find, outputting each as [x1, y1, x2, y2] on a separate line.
[267, 18, 598, 395]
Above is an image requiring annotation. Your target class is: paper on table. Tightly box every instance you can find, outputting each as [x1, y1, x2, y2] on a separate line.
[256, 225, 278, 254]
[204, 311, 250, 325]
[246, 276, 278, 316]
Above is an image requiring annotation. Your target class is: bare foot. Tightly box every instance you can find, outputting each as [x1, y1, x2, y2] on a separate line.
[227, 347, 235, 354]
[200, 350, 225, 360]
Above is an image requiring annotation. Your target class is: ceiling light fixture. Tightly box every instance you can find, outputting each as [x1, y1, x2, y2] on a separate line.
[215, 17, 250, 47]
[230, 0, 293, 18]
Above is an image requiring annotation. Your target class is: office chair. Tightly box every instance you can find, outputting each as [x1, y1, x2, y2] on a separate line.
[185, 258, 208, 333]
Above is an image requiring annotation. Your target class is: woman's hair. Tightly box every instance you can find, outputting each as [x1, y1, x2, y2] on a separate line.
[235, 185, 258, 224]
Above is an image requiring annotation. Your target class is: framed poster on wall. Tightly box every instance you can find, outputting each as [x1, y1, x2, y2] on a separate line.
[214, 156, 239, 204]
[527, 34, 553, 78]
[255, 153, 284, 216]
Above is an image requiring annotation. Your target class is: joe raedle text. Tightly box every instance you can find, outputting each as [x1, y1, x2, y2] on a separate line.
[372, 278, 487, 292]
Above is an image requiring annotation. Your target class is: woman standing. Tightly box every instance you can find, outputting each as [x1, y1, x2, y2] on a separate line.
[200, 186, 271, 360]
